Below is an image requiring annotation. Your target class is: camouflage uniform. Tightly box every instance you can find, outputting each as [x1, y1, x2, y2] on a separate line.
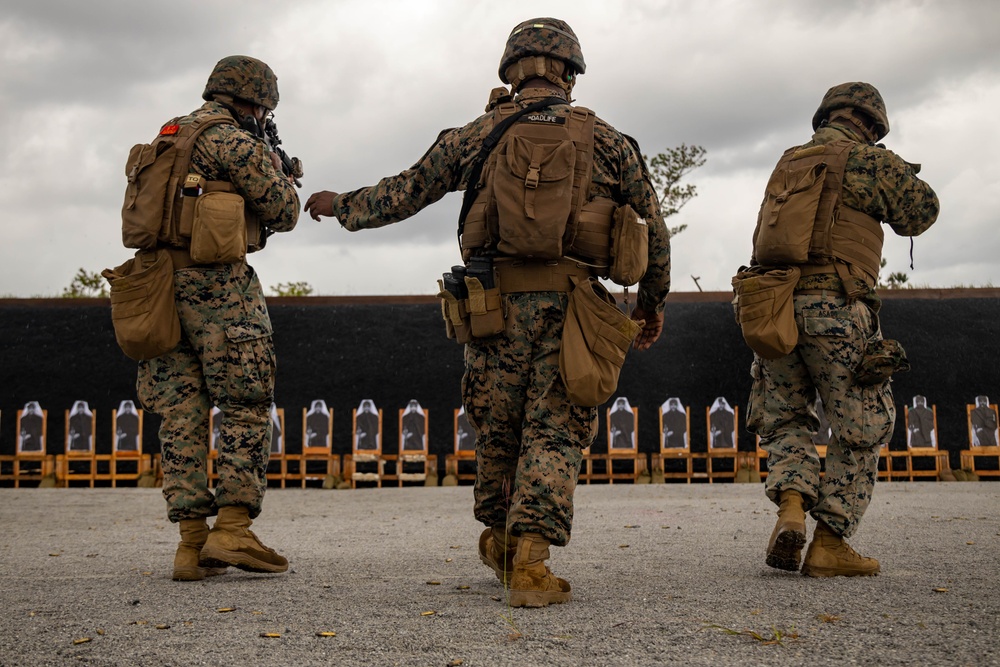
[331, 86, 670, 546]
[137, 100, 299, 523]
[747, 92, 939, 538]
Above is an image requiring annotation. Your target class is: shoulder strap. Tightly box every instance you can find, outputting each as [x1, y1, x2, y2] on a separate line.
[457, 96, 567, 243]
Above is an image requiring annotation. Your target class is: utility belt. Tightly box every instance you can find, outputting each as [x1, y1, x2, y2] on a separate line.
[436, 255, 595, 344]
[795, 263, 874, 298]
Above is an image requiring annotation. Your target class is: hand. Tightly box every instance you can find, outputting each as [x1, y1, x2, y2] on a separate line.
[630, 306, 663, 351]
[304, 191, 338, 221]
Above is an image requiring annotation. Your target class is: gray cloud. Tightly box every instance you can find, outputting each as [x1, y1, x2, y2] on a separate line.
[2, 0, 998, 297]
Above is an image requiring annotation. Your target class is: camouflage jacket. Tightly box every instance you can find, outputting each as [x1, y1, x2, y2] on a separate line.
[187, 102, 299, 232]
[331, 87, 671, 313]
[809, 123, 939, 237]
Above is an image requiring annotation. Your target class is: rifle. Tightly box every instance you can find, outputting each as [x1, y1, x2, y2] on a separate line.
[263, 117, 304, 187]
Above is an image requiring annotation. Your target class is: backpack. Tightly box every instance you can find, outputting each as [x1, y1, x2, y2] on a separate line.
[460, 101, 596, 261]
[120, 113, 234, 250]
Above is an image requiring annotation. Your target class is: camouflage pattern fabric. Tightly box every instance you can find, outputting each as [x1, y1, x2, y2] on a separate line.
[136, 103, 298, 524]
[331, 86, 669, 546]
[499, 18, 586, 81]
[748, 294, 894, 538]
[137, 262, 276, 522]
[332, 87, 670, 313]
[812, 81, 889, 140]
[748, 115, 939, 539]
[464, 293, 597, 547]
[189, 102, 299, 228]
[202, 56, 279, 110]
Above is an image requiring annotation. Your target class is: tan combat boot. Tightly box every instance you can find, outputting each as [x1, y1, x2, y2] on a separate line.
[479, 526, 516, 585]
[509, 533, 572, 608]
[199, 506, 288, 573]
[765, 490, 807, 571]
[173, 518, 228, 581]
[801, 521, 880, 577]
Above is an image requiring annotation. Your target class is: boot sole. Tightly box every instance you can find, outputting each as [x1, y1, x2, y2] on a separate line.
[801, 564, 880, 578]
[200, 546, 288, 574]
[766, 529, 807, 571]
[172, 566, 229, 581]
[509, 589, 572, 608]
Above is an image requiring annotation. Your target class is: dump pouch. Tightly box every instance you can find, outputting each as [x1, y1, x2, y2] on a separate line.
[731, 265, 801, 359]
[189, 191, 248, 264]
[465, 276, 505, 339]
[102, 249, 180, 360]
[609, 205, 648, 286]
[855, 338, 910, 386]
[559, 276, 642, 407]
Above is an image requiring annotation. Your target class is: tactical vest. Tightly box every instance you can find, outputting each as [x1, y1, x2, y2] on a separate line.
[752, 139, 883, 282]
[121, 111, 262, 255]
[460, 102, 615, 270]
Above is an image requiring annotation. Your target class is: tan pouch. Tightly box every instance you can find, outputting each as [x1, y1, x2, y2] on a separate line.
[189, 191, 247, 264]
[731, 265, 801, 359]
[121, 142, 174, 250]
[609, 205, 648, 286]
[494, 135, 576, 259]
[559, 276, 642, 407]
[755, 160, 826, 265]
[436, 279, 472, 344]
[465, 276, 504, 339]
[102, 249, 180, 361]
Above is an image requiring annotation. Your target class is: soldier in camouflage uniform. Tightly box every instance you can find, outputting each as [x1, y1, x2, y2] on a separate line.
[744, 82, 939, 577]
[306, 18, 670, 607]
[135, 56, 299, 580]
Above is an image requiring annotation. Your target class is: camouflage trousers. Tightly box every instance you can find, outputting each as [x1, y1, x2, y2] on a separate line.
[463, 293, 597, 547]
[747, 293, 895, 538]
[137, 262, 276, 524]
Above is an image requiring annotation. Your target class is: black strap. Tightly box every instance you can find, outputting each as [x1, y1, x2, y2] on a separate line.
[457, 97, 566, 243]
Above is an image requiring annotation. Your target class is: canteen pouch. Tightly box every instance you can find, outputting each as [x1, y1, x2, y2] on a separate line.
[436, 279, 472, 344]
[189, 191, 247, 264]
[102, 249, 180, 361]
[609, 204, 648, 286]
[464, 276, 504, 339]
[559, 276, 642, 407]
[731, 265, 801, 359]
[855, 338, 910, 386]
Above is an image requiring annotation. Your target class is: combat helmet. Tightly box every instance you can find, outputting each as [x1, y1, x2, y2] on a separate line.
[498, 18, 586, 88]
[812, 81, 889, 141]
[202, 55, 279, 110]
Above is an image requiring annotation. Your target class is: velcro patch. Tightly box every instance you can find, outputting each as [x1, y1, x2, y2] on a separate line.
[521, 113, 565, 125]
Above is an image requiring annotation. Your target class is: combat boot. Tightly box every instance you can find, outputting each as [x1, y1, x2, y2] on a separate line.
[509, 533, 572, 608]
[173, 518, 228, 581]
[479, 526, 516, 585]
[199, 506, 288, 573]
[801, 521, 880, 577]
[765, 490, 807, 571]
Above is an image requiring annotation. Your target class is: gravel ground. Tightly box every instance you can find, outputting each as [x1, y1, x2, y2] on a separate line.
[1, 483, 997, 666]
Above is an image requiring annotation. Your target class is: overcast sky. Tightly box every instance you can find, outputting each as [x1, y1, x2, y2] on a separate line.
[2, 0, 998, 297]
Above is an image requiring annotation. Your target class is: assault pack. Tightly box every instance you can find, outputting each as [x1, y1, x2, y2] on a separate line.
[120, 111, 263, 262]
[752, 138, 883, 283]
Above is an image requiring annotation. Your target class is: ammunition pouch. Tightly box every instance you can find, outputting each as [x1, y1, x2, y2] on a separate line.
[102, 249, 180, 361]
[731, 265, 801, 359]
[465, 276, 505, 338]
[437, 279, 472, 344]
[189, 191, 248, 264]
